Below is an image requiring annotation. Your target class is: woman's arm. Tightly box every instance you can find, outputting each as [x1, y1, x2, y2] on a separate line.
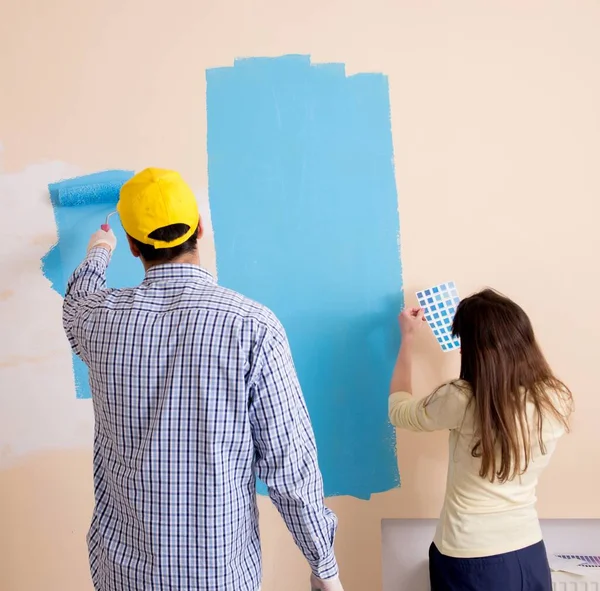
[389, 307, 424, 395]
[390, 334, 415, 395]
[388, 307, 468, 431]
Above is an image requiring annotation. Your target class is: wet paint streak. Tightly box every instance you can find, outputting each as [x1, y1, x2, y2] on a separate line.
[206, 55, 403, 499]
[42, 170, 142, 399]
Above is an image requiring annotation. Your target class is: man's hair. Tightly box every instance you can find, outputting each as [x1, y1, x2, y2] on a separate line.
[130, 223, 199, 263]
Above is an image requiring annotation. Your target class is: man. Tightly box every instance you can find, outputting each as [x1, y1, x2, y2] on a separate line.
[63, 168, 343, 591]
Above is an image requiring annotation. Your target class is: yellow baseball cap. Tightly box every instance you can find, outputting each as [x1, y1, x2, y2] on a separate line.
[117, 168, 200, 249]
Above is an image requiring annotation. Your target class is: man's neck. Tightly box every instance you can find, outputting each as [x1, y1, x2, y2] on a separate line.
[143, 251, 201, 273]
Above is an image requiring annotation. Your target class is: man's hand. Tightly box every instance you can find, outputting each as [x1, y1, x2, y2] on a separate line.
[87, 228, 117, 253]
[310, 573, 344, 591]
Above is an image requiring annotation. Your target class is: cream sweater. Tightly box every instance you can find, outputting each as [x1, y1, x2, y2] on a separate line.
[389, 381, 566, 558]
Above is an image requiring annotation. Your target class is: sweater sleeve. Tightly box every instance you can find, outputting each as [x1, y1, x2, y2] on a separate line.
[389, 382, 470, 432]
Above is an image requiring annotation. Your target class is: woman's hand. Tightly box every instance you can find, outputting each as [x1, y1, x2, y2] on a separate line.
[398, 307, 426, 338]
[390, 307, 425, 395]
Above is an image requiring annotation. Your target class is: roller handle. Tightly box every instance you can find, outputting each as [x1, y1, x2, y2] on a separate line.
[101, 212, 116, 232]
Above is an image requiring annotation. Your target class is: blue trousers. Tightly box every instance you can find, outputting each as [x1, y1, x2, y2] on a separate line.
[429, 540, 552, 591]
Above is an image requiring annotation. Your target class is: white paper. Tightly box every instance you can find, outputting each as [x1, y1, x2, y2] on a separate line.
[416, 281, 461, 352]
[549, 554, 600, 576]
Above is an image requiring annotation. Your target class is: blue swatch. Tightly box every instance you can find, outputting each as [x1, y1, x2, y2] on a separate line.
[416, 282, 461, 352]
[42, 170, 142, 399]
[206, 55, 402, 499]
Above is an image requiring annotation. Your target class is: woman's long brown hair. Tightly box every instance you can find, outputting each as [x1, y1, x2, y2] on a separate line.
[451, 289, 573, 483]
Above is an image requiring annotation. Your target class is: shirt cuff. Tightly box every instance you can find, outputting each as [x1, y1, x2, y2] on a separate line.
[312, 553, 339, 580]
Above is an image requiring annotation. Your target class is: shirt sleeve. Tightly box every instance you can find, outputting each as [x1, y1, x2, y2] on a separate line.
[248, 318, 338, 580]
[62, 247, 112, 364]
[389, 382, 470, 432]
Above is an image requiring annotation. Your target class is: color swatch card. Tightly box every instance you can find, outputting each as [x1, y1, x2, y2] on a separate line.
[555, 555, 600, 568]
[416, 282, 461, 352]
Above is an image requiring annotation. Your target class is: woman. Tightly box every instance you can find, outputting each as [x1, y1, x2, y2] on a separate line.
[389, 289, 573, 591]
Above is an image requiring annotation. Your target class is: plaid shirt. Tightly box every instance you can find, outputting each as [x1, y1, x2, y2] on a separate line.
[63, 247, 338, 591]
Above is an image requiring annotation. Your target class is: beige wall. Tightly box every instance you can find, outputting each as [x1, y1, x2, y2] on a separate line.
[1, 1, 599, 590]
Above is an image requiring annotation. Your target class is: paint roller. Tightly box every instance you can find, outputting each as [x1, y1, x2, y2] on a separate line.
[48, 170, 134, 230]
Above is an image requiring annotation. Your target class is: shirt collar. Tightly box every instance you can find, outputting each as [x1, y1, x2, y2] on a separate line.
[142, 263, 215, 285]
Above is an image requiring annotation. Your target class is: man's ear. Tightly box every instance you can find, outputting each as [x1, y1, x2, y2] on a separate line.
[126, 234, 141, 258]
[197, 216, 204, 240]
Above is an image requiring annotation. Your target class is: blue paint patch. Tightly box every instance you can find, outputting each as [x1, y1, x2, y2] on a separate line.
[48, 170, 133, 206]
[206, 55, 402, 499]
[42, 170, 142, 399]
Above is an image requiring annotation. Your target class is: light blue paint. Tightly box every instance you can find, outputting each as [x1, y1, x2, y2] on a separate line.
[48, 170, 133, 205]
[206, 55, 403, 499]
[43, 170, 142, 399]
